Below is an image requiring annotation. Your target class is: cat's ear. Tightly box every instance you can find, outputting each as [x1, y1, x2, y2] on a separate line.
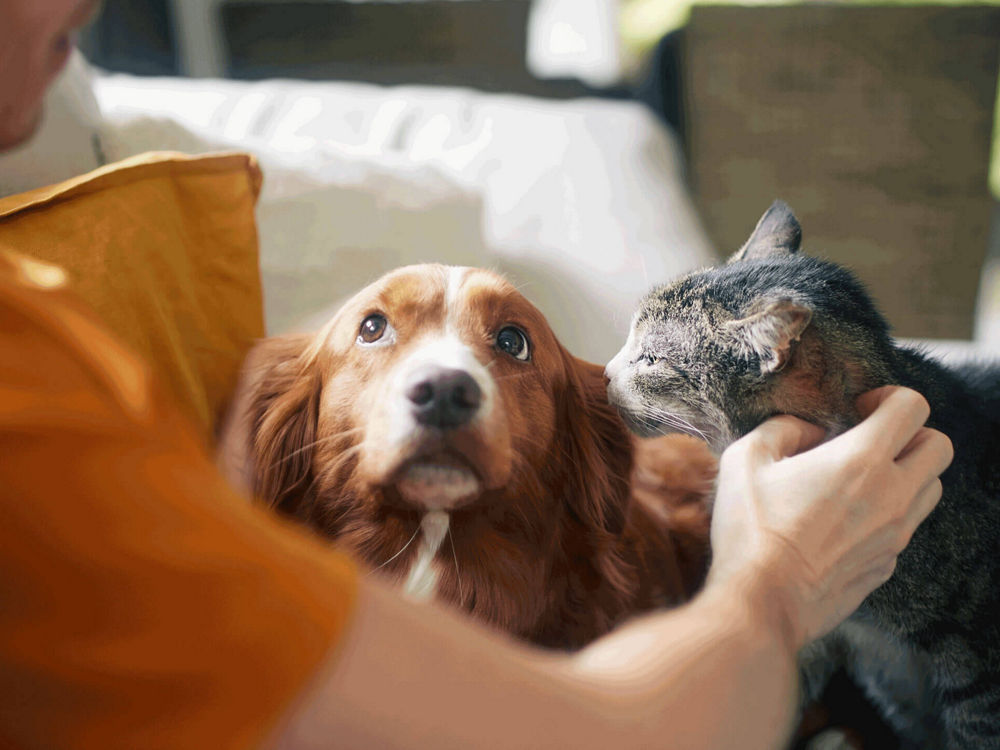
[727, 298, 812, 374]
[729, 200, 802, 263]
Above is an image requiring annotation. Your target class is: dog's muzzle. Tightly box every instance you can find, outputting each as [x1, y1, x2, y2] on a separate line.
[405, 365, 482, 429]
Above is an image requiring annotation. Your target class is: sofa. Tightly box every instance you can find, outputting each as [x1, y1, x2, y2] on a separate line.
[1, 48, 996, 367]
[0, 50, 720, 366]
[3, 42, 997, 750]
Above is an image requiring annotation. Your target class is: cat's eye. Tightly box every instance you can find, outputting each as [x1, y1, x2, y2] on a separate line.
[642, 353, 659, 367]
[496, 326, 531, 361]
[358, 314, 388, 343]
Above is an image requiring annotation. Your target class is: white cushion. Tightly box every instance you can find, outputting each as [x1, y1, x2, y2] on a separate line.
[0, 51, 104, 198]
[95, 73, 716, 363]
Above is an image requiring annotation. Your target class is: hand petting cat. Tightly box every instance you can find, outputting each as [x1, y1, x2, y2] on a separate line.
[707, 385, 952, 651]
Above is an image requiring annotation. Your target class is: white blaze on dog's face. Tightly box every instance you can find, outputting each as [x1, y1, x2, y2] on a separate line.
[382, 334, 493, 508]
[217, 262, 666, 639]
[310, 264, 562, 512]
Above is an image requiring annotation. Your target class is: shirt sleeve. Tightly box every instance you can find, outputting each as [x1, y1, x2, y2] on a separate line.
[0, 252, 358, 750]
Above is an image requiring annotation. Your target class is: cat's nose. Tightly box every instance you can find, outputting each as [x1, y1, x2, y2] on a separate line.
[605, 350, 625, 381]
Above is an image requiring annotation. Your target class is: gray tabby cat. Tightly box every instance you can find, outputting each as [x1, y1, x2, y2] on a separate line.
[606, 201, 1000, 749]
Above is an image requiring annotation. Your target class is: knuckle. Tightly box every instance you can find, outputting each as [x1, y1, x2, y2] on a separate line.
[933, 477, 944, 499]
[892, 526, 914, 554]
[883, 557, 898, 581]
[915, 479, 943, 523]
[933, 431, 955, 466]
[724, 435, 750, 456]
[868, 554, 898, 586]
[717, 445, 739, 473]
[721, 436, 754, 466]
[928, 477, 944, 502]
[738, 428, 767, 450]
[899, 388, 930, 418]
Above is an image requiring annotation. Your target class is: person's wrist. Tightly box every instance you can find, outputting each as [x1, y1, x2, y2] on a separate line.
[702, 565, 803, 657]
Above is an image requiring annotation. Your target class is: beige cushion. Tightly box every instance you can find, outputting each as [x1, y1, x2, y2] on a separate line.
[683, 4, 1000, 339]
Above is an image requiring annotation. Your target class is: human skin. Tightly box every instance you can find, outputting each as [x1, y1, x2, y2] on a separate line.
[0, 0, 101, 149]
[267, 387, 951, 750]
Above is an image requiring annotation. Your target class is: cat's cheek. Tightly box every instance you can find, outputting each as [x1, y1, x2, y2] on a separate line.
[604, 348, 628, 381]
[605, 378, 632, 413]
[603, 382, 646, 435]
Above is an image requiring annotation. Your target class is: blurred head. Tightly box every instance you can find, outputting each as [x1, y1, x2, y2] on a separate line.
[0, 0, 101, 150]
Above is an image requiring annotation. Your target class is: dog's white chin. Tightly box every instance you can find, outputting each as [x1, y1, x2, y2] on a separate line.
[396, 462, 480, 510]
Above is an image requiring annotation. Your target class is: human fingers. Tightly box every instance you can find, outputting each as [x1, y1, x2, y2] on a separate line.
[741, 414, 827, 461]
[804, 553, 900, 642]
[839, 386, 931, 458]
[838, 480, 940, 582]
[854, 385, 913, 420]
[901, 478, 943, 535]
[896, 426, 953, 476]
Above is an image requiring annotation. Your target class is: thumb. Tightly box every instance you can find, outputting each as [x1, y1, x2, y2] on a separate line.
[747, 414, 827, 461]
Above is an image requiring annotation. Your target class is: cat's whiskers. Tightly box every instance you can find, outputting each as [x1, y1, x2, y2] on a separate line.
[639, 405, 711, 443]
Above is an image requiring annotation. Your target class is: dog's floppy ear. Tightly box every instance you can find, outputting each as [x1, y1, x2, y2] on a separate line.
[217, 333, 320, 516]
[554, 351, 631, 537]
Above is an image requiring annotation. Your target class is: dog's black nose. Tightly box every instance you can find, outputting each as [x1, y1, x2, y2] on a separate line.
[405, 366, 482, 429]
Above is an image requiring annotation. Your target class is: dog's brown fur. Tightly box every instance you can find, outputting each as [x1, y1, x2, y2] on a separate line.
[220, 265, 713, 649]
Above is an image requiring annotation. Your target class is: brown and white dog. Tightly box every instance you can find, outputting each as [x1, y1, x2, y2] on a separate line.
[219, 264, 713, 649]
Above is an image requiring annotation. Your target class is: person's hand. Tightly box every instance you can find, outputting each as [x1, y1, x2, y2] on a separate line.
[706, 386, 953, 651]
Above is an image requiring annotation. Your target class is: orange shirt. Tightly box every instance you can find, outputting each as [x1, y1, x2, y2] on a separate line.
[0, 250, 357, 749]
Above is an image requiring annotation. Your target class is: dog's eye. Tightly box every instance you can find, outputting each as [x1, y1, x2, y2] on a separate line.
[359, 314, 388, 343]
[496, 326, 531, 361]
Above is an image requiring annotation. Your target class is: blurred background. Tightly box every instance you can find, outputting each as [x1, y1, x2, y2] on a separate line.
[14, 0, 1000, 359]
[76, 0, 1000, 191]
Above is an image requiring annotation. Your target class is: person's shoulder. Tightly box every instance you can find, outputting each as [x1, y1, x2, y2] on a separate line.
[0, 249, 69, 291]
[0, 248, 157, 424]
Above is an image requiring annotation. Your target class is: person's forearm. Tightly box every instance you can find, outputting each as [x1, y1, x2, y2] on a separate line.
[265, 576, 799, 750]
[566, 578, 799, 750]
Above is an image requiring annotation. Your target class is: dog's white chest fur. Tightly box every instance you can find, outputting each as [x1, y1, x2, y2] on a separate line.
[403, 510, 450, 600]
